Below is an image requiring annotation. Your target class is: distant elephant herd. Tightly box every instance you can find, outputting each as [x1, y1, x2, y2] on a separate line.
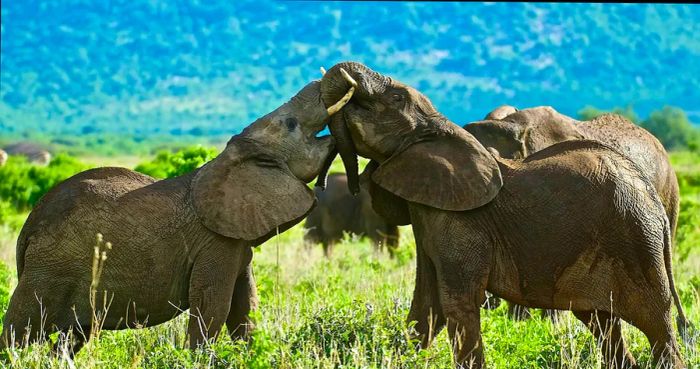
[0, 142, 53, 166]
[1, 62, 693, 369]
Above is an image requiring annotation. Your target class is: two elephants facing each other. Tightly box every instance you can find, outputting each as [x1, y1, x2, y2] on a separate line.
[1, 79, 357, 353]
[465, 105, 681, 323]
[320, 61, 691, 369]
[304, 172, 400, 257]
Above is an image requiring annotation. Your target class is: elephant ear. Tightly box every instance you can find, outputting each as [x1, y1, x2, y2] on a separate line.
[372, 132, 503, 211]
[191, 142, 315, 241]
[362, 161, 411, 225]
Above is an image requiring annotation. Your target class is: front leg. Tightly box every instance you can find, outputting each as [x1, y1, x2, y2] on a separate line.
[433, 228, 492, 369]
[408, 244, 445, 348]
[226, 263, 258, 341]
[188, 244, 245, 349]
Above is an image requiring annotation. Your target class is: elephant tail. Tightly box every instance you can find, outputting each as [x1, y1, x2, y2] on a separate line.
[663, 217, 692, 343]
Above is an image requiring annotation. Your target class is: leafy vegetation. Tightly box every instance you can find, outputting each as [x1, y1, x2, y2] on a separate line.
[0, 154, 91, 228]
[134, 146, 218, 179]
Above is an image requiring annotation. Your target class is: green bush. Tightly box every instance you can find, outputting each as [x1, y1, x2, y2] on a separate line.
[134, 146, 218, 179]
[0, 261, 12, 327]
[641, 107, 700, 152]
[0, 154, 90, 215]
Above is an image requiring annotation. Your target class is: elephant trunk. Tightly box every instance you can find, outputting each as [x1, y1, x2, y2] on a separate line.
[314, 147, 337, 190]
[321, 62, 388, 195]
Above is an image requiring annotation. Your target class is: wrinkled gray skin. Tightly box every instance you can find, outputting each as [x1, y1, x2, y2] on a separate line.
[465, 105, 682, 322]
[304, 172, 400, 257]
[321, 62, 689, 369]
[1, 81, 337, 353]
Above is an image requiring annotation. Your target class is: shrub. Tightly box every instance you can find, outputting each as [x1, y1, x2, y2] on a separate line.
[0, 153, 90, 213]
[134, 146, 218, 179]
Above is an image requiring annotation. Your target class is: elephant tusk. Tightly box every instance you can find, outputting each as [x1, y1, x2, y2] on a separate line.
[340, 67, 357, 87]
[326, 68, 358, 116]
[320, 66, 326, 76]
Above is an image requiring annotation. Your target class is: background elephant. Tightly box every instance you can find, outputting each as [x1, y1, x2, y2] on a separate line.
[464, 106, 680, 240]
[465, 105, 682, 321]
[0, 149, 6, 166]
[3, 142, 52, 165]
[320, 61, 690, 369]
[1, 79, 355, 353]
[304, 172, 399, 257]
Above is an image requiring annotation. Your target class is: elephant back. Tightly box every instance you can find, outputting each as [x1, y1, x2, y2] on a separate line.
[16, 167, 157, 277]
[578, 114, 676, 209]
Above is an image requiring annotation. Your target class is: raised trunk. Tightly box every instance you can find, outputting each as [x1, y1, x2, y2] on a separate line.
[314, 147, 338, 190]
[320, 62, 389, 195]
[328, 113, 359, 194]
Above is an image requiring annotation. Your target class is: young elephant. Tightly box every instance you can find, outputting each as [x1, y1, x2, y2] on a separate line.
[1, 80, 355, 352]
[304, 172, 399, 257]
[320, 62, 690, 369]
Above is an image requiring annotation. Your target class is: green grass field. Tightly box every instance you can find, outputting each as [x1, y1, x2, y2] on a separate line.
[0, 153, 698, 369]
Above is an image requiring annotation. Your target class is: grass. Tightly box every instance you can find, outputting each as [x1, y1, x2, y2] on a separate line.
[0, 153, 698, 369]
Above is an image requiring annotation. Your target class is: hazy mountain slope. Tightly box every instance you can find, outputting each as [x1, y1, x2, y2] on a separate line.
[1, 1, 698, 135]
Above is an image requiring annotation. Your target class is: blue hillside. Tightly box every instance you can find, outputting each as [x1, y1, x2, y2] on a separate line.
[1, 1, 698, 136]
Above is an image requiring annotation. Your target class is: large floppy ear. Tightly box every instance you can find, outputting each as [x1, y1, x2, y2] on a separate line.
[191, 141, 315, 241]
[372, 131, 503, 211]
[362, 161, 411, 225]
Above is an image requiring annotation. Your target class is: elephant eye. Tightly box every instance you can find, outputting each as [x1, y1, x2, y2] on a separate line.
[391, 93, 404, 103]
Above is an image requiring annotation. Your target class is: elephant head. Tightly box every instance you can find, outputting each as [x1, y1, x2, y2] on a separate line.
[465, 106, 585, 159]
[191, 80, 354, 241]
[320, 61, 502, 215]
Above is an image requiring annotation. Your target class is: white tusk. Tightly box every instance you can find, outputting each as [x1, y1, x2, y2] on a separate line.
[320, 67, 327, 76]
[326, 86, 354, 116]
[339, 67, 357, 87]
[325, 67, 359, 116]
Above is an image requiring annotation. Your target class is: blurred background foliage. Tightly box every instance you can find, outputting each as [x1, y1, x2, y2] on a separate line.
[1, 2, 699, 143]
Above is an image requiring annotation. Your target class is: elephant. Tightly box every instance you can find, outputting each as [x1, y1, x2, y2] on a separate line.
[465, 105, 682, 321]
[304, 172, 400, 257]
[0, 149, 6, 166]
[319, 61, 690, 369]
[3, 142, 52, 165]
[464, 105, 680, 241]
[0, 79, 356, 353]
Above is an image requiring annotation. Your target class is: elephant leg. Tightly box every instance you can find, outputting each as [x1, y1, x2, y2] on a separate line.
[507, 302, 532, 321]
[407, 245, 445, 349]
[226, 263, 258, 342]
[322, 241, 334, 258]
[1, 277, 55, 349]
[573, 310, 637, 369]
[432, 230, 491, 368]
[437, 281, 486, 369]
[636, 311, 684, 369]
[384, 226, 400, 258]
[188, 245, 246, 349]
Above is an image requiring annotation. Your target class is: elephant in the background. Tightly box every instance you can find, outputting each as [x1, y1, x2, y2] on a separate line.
[320, 61, 690, 369]
[304, 172, 399, 257]
[1, 79, 356, 353]
[465, 106, 679, 240]
[0, 149, 6, 166]
[3, 142, 52, 165]
[465, 106, 682, 321]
